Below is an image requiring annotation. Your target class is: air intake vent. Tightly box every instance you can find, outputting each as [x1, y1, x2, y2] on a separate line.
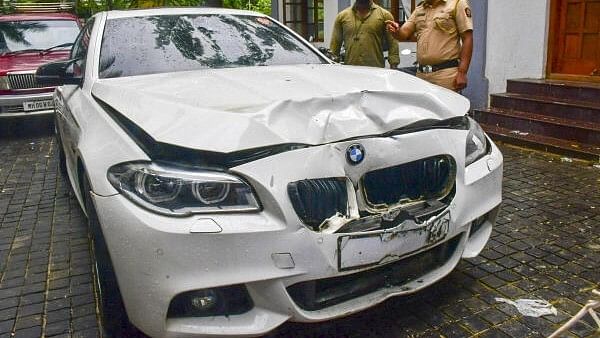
[287, 235, 461, 311]
[8, 73, 44, 90]
[288, 178, 348, 230]
[362, 155, 456, 209]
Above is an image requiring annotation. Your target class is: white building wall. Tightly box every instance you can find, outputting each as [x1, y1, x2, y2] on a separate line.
[323, 0, 340, 47]
[485, 0, 550, 94]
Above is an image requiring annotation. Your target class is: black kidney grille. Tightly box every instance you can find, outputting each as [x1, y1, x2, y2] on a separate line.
[363, 155, 455, 207]
[288, 178, 348, 230]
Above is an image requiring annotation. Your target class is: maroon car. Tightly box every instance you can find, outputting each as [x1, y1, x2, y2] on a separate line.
[0, 13, 80, 118]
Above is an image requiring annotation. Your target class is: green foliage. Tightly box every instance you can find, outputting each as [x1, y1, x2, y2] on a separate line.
[223, 0, 270, 15]
[74, 0, 205, 18]
[129, 0, 205, 9]
[1, 0, 271, 18]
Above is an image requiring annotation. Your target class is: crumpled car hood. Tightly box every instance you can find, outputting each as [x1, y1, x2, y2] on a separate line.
[92, 64, 470, 153]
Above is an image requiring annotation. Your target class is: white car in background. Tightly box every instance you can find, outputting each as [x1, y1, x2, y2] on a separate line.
[37, 7, 503, 338]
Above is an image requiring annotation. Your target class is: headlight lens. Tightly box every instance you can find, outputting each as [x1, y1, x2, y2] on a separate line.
[108, 162, 260, 215]
[0, 76, 10, 90]
[465, 118, 488, 166]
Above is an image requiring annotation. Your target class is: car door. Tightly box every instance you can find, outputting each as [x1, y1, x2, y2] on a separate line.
[55, 18, 94, 184]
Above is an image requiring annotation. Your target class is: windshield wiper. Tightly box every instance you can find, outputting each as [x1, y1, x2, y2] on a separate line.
[40, 43, 73, 55]
[0, 48, 44, 56]
[0, 43, 73, 57]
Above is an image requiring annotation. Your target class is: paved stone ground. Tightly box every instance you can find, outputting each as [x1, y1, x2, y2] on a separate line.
[0, 119, 599, 338]
[0, 120, 97, 338]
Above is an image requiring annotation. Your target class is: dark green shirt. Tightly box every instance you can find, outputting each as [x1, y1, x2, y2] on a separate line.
[330, 2, 400, 68]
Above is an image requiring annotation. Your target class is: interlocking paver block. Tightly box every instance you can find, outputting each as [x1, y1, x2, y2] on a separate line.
[0, 126, 102, 337]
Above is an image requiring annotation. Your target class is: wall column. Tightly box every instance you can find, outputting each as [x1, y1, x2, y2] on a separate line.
[271, 0, 279, 18]
[324, 0, 339, 46]
[463, 0, 489, 110]
[338, 0, 351, 10]
[485, 0, 549, 94]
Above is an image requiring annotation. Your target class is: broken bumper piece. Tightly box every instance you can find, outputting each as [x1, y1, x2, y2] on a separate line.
[93, 130, 502, 337]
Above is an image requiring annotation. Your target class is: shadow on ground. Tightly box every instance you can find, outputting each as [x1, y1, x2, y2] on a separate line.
[0, 116, 54, 140]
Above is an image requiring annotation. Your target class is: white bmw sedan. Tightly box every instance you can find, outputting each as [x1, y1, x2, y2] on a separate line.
[37, 7, 503, 338]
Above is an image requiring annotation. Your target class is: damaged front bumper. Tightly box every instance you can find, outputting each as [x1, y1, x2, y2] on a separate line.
[93, 128, 503, 337]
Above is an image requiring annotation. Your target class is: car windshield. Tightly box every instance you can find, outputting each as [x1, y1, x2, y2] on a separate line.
[99, 14, 326, 79]
[0, 20, 80, 54]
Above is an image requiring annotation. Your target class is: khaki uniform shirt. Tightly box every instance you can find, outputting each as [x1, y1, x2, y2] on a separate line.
[406, 0, 473, 65]
[330, 3, 400, 68]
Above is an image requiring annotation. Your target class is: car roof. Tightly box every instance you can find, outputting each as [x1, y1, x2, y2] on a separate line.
[0, 12, 80, 22]
[104, 7, 264, 19]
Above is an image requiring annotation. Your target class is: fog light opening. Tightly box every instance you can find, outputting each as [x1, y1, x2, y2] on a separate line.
[167, 285, 253, 318]
[190, 290, 219, 311]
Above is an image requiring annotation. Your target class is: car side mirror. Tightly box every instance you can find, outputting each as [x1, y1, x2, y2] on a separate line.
[36, 59, 82, 87]
[317, 47, 340, 63]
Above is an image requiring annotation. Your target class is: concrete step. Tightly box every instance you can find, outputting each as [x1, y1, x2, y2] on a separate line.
[472, 108, 600, 146]
[490, 93, 600, 123]
[507, 78, 600, 105]
[479, 123, 600, 162]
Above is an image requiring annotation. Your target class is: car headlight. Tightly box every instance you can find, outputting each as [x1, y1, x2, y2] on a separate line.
[465, 118, 488, 166]
[0, 76, 10, 90]
[107, 162, 260, 215]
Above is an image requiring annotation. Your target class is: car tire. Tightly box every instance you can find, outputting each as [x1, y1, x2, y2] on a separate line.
[54, 121, 67, 176]
[82, 175, 142, 338]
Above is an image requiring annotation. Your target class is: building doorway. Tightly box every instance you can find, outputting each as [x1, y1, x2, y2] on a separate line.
[375, 0, 415, 23]
[282, 0, 324, 42]
[547, 0, 600, 81]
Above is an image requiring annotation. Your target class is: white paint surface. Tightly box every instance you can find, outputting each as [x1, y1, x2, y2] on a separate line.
[485, 0, 550, 94]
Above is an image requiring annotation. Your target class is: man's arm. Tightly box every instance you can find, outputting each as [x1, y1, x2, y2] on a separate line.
[330, 15, 344, 59]
[453, 0, 474, 90]
[384, 12, 400, 68]
[385, 20, 415, 41]
[454, 30, 473, 90]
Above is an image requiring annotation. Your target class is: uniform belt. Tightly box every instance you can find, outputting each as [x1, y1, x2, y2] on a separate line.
[417, 59, 460, 73]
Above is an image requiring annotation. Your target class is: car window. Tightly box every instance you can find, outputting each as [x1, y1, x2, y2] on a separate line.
[71, 18, 93, 60]
[70, 18, 94, 78]
[0, 19, 80, 53]
[98, 14, 326, 79]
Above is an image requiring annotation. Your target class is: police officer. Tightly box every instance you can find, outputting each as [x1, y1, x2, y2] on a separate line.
[330, 0, 400, 69]
[386, 0, 473, 91]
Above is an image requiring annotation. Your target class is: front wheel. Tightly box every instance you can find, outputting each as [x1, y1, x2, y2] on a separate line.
[54, 120, 67, 176]
[82, 175, 141, 337]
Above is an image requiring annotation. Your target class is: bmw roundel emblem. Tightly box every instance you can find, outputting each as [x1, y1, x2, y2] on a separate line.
[346, 144, 365, 165]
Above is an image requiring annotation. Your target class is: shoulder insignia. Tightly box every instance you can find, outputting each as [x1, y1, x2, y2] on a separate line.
[465, 7, 472, 17]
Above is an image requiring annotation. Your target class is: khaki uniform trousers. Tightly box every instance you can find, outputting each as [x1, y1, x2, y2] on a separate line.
[416, 67, 458, 91]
